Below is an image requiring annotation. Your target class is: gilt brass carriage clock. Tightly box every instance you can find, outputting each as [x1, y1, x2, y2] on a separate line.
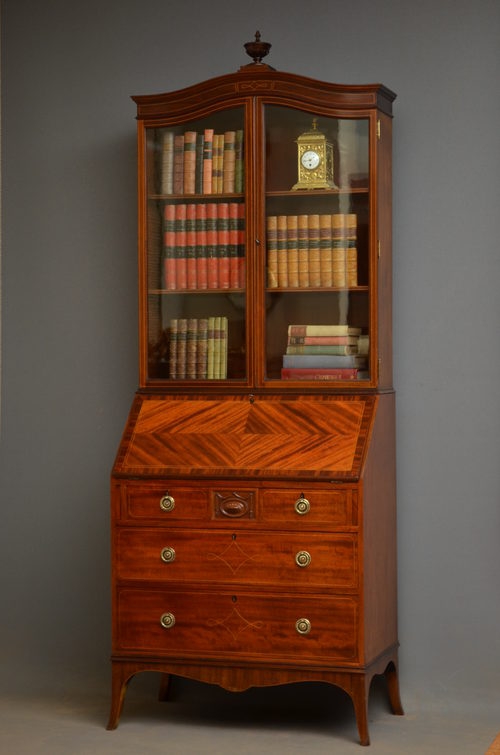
[292, 118, 336, 190]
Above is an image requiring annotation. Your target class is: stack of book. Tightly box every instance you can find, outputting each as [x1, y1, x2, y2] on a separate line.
[266, 213, 358, 289]
[160, 129, 244, 196]
[163, 202, 245, 290]
[281, 324, 369, 380]
[169, 317, 228, 380]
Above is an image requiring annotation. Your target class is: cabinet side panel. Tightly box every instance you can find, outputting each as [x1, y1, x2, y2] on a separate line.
[361, 392, 398, 661]
[110, 480, 123, 654]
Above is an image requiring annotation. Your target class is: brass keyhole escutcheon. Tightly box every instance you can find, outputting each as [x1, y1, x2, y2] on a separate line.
[160, 546, 176, 564]
[160, 494, 175, 512]
[295, 550, 311, 568]
[160, 612, 176, 629]
[295, 618, 312, 635]
[294, 496, 310, 515]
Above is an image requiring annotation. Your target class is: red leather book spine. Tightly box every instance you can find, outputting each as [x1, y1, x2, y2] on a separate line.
[229, 202, 239, 289]
[163, 204, 176, 290]
[206, 202, 218, 289]
[186, 203, 197, 289]
[175, 203, 187, 290]
[238, 202, 246, 288]
[195, 203, 208, 289]
[217, 202, 230, 289]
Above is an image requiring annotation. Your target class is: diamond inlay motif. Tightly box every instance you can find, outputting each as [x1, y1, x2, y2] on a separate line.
[207, 538, 257, 574]
[207, 605, 264, 641]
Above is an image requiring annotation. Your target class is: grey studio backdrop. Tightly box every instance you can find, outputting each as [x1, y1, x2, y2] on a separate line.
[1, 0, 499, 720]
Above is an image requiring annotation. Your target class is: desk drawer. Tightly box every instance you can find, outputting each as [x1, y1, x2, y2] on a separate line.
[116, 529, 358, 589]
[261, 488, 356, 528]
[124, 483, 210, 521]
[116, 588, 359, 662]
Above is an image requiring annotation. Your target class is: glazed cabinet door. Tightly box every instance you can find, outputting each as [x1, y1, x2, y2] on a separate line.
[259, 103, 376, 387]
[139, 105, 250, 386]
[137, 92, 388, 391]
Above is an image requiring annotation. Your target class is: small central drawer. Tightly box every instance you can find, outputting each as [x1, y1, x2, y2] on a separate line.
[116, 528, 358, 589]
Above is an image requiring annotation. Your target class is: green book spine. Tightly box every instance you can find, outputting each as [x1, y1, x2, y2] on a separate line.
[203, 128, 214, 194]
[195, 133, 204, 195]
[176, 318, 188, 378]
[234, 129, 244, 193]
[160, 130, 174, 195]
[169, 318, 178, 379]
[223, 131, 236, 194]
[173, 134, 184, 194]
[197, 318, 209, 379]
[183, 131, 197, 195]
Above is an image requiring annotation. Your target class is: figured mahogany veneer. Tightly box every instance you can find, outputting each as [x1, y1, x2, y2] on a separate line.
[114, 394, 371, 478]
[116, 589, 359, 659]
[116, 529, 358, 588]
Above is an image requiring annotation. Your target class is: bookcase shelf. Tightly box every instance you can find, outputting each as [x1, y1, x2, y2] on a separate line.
[149, 288, 246, 295]
[266, 187, 369, 198]
[109, 42, 400, 746]
[149, 193, 246, 201]
[266, 286, 369, 293]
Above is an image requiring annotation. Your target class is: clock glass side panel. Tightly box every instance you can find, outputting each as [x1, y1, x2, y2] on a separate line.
[143, 107, 247, 383]
[263, 105, 370, 385]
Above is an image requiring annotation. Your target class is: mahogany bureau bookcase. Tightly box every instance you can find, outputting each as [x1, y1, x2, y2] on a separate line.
[107, 34, 403, 746]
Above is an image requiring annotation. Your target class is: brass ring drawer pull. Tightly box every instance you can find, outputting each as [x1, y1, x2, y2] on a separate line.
[160, 546, 176, 564]
[295, 550, 311, 568]
[295, 618, 311, 635]
[160, 612, 176, 629]
[294, 496, 310, 515]
[160, 494, 175, 512]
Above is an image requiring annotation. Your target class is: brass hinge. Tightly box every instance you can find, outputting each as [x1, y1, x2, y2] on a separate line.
[377, 119, 381, 140]
[378, 240, 381, 259]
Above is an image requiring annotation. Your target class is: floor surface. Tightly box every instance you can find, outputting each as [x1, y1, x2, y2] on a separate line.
[0, 673, 498, 754]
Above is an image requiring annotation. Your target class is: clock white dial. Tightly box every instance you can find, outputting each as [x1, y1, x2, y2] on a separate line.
[301, 149, 321, 170]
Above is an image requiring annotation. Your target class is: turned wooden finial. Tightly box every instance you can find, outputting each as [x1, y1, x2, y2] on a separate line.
[243, 31, 271, 64]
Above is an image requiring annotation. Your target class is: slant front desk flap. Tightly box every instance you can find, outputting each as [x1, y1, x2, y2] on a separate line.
[113, 393, 381, 480]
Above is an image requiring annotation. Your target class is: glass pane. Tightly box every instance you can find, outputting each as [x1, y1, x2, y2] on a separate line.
[264, 105, 370, 383]
[144, 108, 246, 381]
